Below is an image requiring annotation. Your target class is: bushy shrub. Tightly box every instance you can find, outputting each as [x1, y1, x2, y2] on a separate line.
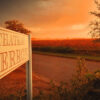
[0, 58, 100, 100]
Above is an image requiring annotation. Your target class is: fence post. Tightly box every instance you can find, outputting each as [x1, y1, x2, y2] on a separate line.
[26, 34, 33, 100]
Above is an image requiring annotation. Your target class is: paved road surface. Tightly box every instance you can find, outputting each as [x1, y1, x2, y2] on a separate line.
[32, 54, 100, 82]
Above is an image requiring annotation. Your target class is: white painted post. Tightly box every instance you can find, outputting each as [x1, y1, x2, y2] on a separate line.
[26, 34, 33, 100]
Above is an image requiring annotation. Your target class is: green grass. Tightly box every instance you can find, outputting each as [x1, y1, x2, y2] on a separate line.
[33, 51, 100, 61]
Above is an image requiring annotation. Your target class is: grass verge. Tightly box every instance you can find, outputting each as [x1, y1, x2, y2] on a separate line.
[33, 51, 100, 62]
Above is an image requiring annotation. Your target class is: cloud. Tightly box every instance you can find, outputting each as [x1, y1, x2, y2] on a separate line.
[0, 0, 92, 39]
[69, 24, 88, 30]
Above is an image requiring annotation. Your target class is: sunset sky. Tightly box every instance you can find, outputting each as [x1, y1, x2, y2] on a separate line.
[0, 0, 96, 39]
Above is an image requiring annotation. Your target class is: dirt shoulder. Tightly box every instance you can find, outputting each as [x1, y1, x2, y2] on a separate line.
[0, 65, 51, 98]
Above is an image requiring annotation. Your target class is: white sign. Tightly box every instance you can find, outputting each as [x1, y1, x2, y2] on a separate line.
[0, 27, 29, 79]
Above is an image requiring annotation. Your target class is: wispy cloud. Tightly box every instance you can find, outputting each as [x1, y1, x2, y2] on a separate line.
[69, 24, 88, 30]
[0, 0, 92, 39]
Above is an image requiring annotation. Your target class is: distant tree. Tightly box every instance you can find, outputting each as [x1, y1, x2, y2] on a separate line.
[5, 20, 31, 34]
[89, 0, 100, 40]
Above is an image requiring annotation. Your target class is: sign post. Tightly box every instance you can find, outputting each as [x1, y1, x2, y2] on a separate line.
[0, 27, 33, 100]
[26, 35, 33, 100]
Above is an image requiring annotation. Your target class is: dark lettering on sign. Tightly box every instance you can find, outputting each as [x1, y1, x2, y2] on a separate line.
[0, 32, 26, 46]
[2, 52, 8, 71]
[0, 27, 29, 79]
[0, 48, 28, 73]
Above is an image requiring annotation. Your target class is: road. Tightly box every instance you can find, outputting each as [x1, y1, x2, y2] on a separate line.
[32, 54, 100, 82]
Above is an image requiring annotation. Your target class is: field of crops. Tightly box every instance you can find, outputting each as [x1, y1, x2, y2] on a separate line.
[32, 39, 100, 56]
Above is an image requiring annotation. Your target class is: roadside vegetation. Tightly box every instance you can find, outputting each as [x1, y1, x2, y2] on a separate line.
[0, 58, 100, 100]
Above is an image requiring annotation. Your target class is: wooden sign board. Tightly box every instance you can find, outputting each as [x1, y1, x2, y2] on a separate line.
[0, 27, 29, 78]
[0, 27, 32, 100]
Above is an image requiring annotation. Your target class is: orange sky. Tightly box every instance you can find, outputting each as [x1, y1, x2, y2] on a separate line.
[28, 0, 95, 39]
[0, 0, 96, 39]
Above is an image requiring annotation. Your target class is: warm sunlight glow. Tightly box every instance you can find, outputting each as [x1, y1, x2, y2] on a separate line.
[0, 0, 95, 39]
